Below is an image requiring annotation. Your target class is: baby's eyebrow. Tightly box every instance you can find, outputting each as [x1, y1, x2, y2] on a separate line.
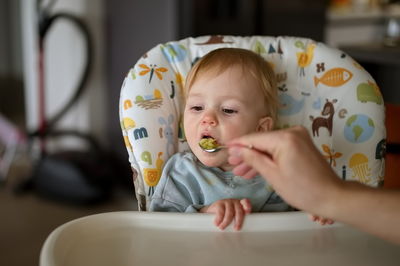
[187, 92, 203, 98]
[186, 95, 205, 103]
[187, 92, 246, 105]
[219, 96, 246, 104]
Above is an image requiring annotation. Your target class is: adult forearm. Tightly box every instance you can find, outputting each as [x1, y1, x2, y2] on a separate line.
[325, 182, 400, 244]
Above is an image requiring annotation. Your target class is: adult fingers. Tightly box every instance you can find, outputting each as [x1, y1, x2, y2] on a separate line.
[232, 145, 277, 183]
[241, 168, 259, 180]
[231, 162, 258, 179]
[228, 131, 279, 156]
[230, 161, 248, 175]
[319, 217, 334, 225]
[228, 126, 308, 158]
[227, 151, 243, 166]
[308, 214, 318, 222]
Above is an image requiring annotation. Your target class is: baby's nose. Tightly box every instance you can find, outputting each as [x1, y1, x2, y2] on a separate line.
[201, 114, 217, 126]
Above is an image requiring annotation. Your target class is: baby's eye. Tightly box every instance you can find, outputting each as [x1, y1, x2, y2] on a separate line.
[190, 106, 203, 112]
[222, 108, 237, 114]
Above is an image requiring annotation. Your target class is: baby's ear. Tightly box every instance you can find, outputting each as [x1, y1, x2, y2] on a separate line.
[257, 116, 274, 132]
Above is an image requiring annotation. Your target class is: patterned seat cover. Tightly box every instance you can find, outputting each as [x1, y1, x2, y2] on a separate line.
[119, 35, 386, 211]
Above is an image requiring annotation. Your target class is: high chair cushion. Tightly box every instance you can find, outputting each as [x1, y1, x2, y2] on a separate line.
[119, 36, 386, 211]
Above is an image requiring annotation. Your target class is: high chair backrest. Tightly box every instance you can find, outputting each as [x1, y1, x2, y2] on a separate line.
[119, 36, 386, 211]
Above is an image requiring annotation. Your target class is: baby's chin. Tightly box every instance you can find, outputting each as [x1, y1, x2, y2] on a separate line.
[196, 154, 232, 171]
[189, 143, 231, 170]
[198, 158, 220, 168]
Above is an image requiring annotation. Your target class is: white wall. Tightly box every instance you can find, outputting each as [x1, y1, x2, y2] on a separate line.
[21, 0, 39, 131]
[21, 0, 107, 150]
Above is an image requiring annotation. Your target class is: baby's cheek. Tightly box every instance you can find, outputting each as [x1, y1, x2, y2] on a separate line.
[224, 126, 252, 140]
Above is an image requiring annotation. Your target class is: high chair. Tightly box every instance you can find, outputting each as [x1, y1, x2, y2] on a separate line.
[119, 35, 386, 211]
[39, 36, 392, 266]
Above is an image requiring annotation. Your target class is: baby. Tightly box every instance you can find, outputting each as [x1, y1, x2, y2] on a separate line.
[150, 47, 290, 230]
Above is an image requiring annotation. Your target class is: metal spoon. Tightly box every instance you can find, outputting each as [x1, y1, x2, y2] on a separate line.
[199, 143, 253, 153]
[199, 143, 227, 153]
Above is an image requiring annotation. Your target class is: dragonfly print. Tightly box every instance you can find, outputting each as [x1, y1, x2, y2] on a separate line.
[139, 64, 168, 83]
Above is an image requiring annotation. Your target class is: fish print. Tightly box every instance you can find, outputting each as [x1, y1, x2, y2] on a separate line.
[314, 67, 353, 87]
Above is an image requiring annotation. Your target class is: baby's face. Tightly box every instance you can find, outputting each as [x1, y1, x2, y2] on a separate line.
[184, 65, 271, 171]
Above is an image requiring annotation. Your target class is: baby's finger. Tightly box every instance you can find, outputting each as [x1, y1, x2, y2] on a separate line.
[214, 207, 225, 227]
[234, 203, 245, 231]
[219, 203, 234, 230]
[240, 198, 252, 213]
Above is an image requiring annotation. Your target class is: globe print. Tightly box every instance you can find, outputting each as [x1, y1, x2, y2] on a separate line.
[344, 114, 375, 143]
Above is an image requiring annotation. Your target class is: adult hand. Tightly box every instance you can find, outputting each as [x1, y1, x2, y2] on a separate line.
[227, 126, 342, 217]
[228, 126, 400, 244]
[200, 198, 251, 231]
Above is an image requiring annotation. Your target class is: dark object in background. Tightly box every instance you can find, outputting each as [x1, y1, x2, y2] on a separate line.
[24, 149, 130, 205]
[28, 149, 114, 205]
[261, 0, 328, 42]
[17, 130, 130, 205]
[178, 0, 328, 41]
[15, 0, 133, 205]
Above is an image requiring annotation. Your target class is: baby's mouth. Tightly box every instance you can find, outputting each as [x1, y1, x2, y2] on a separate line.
[199, 135, 220, 150]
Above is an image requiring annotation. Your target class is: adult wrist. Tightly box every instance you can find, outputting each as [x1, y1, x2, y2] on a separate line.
[309, 172, 347, 220]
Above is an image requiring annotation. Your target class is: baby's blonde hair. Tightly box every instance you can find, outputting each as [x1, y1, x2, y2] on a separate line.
[184, 48, 278, 122]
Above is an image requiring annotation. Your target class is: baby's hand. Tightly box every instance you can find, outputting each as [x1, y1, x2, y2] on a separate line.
[309, 214, 335, 225]
[200, 198, 252, 231]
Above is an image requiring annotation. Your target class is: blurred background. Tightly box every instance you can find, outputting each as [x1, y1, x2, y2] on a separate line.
[1, 0, 399, 265]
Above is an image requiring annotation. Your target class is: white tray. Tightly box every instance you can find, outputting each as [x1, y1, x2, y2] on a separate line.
[40, 211, 399, 266]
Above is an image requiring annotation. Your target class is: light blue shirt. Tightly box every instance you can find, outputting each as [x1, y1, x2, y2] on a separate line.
[150, 152, 290, 213]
